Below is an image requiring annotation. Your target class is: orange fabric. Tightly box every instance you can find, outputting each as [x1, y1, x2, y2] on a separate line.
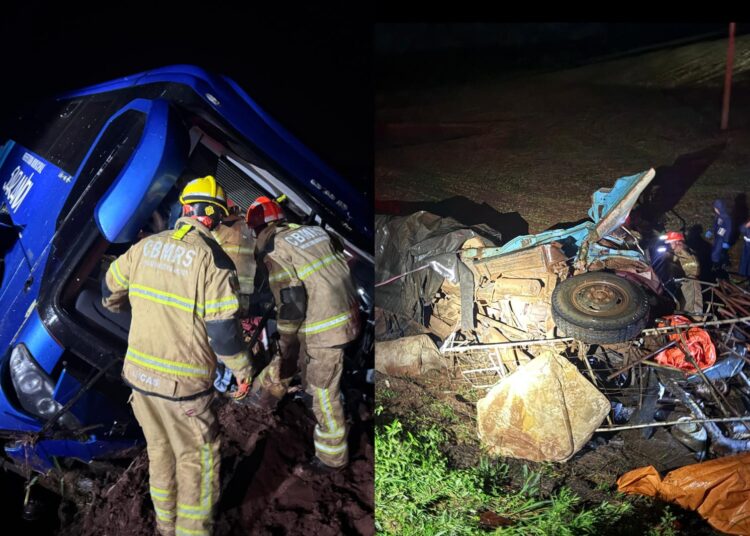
[617, 453, 750, 535]
[654, 315, 716, 371]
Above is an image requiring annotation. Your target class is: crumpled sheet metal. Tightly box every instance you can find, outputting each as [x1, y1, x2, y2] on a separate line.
[476, 350, 610, 462]
[375, 211, 499, 326]
[617, 452, 750, 535]
[374, 334, 446, 377]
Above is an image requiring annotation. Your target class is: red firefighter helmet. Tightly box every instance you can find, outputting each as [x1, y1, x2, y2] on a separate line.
[245, 196, 285, 232]
[664, 231, 685, 244]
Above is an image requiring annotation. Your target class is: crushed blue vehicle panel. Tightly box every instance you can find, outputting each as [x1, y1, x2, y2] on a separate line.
[463, 169, 655, 266]
[60, 65, 371, 244]
[5, 436, 139, 473]
[94, 98, 185, 243]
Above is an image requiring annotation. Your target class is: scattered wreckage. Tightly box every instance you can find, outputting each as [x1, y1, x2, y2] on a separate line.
[376, 168, 750, 468]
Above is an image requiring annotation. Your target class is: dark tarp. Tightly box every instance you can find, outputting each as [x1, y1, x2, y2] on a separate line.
[375, 211, 500, 333]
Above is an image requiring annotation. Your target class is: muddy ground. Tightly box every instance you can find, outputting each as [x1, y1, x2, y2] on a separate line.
[376, 371, 720, 535]
[375, 35, 750, 534]
[54, 395, 373, 536]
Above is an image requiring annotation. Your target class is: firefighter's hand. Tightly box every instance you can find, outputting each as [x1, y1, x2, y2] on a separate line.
[232, 378, 251, 401]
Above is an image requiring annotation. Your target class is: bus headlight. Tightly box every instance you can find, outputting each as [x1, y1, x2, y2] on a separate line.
[9, 344, 80, 430]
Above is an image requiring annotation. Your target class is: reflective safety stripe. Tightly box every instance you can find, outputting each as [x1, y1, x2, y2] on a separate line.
[204, 296, 239, 314]
[172, 224, 192, 241]
[178, 504, 211, 515]
[317, 388, 338, 435]
[126, 348, 210, 378]
[155, 506, 176, 521]
[297, 253, 345, 281]
[176, 527, 209, 535]
[110, 260, 129, 289]
[277, 320, 300, 334]
[200, 443, 212, 509]
[221, 352, 250, 370]
[299, 311, 351, 335]
[314, 439, 347, 455]
[221, 245, 254, 255]
[176, 506, 210, 520]
[150, 486, 174, 499]
[238, 276, 254, 286]
[269, 268, 294, 283]
[130, 284, 202, 315]
[315, 424, 345, 440]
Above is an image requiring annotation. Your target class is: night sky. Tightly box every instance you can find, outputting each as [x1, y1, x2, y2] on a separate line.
[0, 5, 372, 194]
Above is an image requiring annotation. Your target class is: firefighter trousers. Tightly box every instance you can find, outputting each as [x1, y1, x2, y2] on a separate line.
[130, 391, 221, 536]
[253, 343, 349, 467]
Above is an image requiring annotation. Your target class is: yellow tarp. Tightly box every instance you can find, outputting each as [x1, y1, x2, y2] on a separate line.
[618, 453, 750, 535]
[476, 349, 610, 462]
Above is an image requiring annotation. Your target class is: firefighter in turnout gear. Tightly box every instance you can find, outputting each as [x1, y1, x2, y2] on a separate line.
[210, 201, 257, 392]
[212, 200, 256, 314]
[664, 231, 703, 317]
[103, 175, 252, 536]
[246, 196, 360, 472]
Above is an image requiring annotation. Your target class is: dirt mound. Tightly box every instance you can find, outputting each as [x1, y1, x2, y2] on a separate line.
[60, 396, 374, 536]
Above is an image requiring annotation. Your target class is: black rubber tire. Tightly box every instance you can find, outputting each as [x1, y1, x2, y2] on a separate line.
[551, 272, 649, 344]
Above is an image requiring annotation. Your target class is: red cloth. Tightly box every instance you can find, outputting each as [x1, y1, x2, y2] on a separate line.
[655, 315, 716, 371]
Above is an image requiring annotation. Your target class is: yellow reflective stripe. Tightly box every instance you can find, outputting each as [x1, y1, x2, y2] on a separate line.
[130, 284, 201, 315]
[110, 260, 129, 289]
[269, 268, 293, 283]
[297, 253, 344, 281]
[176, 527, 209, 536]
[276, 321, 300, 334]
[300, 312, 351, 335]
[127, 348, 210, 378]
[149, 486, 172, 501]
[177, 504, 210, 514]
[222, 353, 250, 370]
[176, 510, 210, 520]
[155, 506, 176, 521]
[314, 440, 347, 455]
[317, 388, 337, 434]
[221, 245, 254, 255]
[315, 424, 345, 440]
[200, 444, 212, 508]
[172, 224, 192, 241]
[204, 295, 239, 314]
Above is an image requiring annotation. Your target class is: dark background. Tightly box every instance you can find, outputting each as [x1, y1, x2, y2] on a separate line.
[0, 4, 372, 194]
[376, 23, 740, 90]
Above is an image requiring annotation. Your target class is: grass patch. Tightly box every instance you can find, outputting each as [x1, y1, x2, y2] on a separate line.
[376, 419, 631, 535]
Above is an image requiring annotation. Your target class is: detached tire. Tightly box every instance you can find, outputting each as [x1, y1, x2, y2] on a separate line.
[551, 272, 649, 344]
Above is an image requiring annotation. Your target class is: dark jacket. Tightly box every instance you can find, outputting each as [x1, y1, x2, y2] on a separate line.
[710, 200, 732, 263]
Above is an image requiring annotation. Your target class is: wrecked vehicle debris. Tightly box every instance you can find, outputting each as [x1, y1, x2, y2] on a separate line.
[375, 168, 750, 468]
